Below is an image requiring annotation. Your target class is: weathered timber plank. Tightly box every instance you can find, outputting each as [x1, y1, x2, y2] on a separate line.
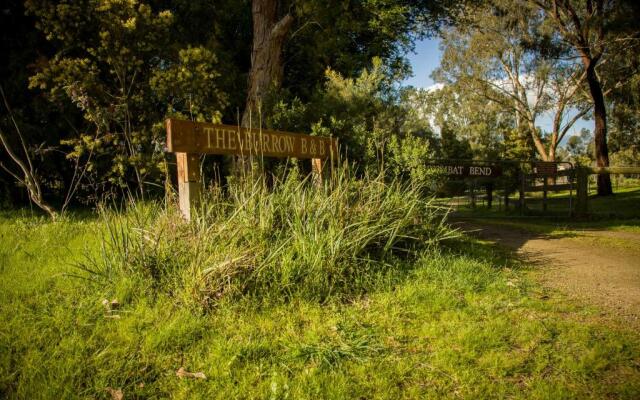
[166, 118, 337, 160]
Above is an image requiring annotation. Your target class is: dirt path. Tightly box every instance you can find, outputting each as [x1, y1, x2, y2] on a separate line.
[457, 220, 640, 327]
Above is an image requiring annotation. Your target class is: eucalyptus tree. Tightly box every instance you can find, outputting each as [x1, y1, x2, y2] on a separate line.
[530, 0, 640, 195]
[433, 0, 590, 163]
[242, 0, 465, 127]
[421, 84, 515, 160]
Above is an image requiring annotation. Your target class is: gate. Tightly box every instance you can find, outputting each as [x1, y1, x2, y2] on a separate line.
[430, 159, 576, 217]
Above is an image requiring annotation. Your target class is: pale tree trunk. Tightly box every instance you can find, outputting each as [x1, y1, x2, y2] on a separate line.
[0, 129, 57, 220]
[531, 0, 613, 196]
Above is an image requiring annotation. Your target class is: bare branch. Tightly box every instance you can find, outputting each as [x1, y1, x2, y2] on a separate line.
[0, 84, 34, 175]
[558, 107, 591, 143]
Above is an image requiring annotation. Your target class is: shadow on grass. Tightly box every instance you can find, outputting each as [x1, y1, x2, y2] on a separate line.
[447, 186, 640, 226]
[0, 206, 99, 223]
[442, 219, 586, 276]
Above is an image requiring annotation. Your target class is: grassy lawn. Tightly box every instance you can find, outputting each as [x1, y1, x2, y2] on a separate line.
[1, 210, 639, 399]
[450, 186, 640, 233]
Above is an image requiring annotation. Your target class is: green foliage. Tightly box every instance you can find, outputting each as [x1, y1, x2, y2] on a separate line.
[562, 128, 594, 166]
[25, 0, 227, 197]
[422, 85, 514, 160]
[80, 167, 453, 305]
[1, 208, 640, 398]
[27, 0, 170, 193]
[264, 58, 439, 182]
[150, 46, 228, 123]
[312, 58, 395, 165]
[386, 134, 438, 185]
[284, 0, 462, 100]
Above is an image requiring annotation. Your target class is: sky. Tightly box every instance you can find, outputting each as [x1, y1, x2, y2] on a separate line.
[403, 37, 443, 89]
[402, 37, 592, 139]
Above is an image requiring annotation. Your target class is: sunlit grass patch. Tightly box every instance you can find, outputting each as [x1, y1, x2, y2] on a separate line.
[0, 178, 639, 398]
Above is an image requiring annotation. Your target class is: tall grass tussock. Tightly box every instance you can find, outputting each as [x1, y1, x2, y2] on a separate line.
[80, 166, 454, 307]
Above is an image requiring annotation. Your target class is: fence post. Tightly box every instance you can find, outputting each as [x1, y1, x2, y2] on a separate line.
[176, 152, 200, 221]
[575, 167, 589, 215]
[518, 170, 525, 214]
[311, 158, 323, 187]
[470, 180, 476, 208]
[542, 177, 548, 212]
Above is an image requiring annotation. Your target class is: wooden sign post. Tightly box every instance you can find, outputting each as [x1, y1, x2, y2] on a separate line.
[165, 118, 338, 220]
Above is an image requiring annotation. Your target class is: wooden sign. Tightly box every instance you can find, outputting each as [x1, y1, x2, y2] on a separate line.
[426, 164, 502, 178]
[165, 118, 338, 220]
[166, 119, 337, 159]
[534, 162, 557, 176]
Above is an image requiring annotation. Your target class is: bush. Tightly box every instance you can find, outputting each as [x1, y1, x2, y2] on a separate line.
[78, 166, 455, 308]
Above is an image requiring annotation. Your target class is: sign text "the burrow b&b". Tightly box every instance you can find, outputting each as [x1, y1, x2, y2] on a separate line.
[166, 119, 337, 160]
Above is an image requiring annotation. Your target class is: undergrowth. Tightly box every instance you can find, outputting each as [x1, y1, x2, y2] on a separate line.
[1, 173, 639, 398]
[78, 167, 454, 307]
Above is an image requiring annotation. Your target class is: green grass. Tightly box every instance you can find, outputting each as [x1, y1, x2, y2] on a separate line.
[458, 217, 640, 237]
[450, 186, 640, 227]
[1, 179, 640, 398]
[586, 186, 640, 218]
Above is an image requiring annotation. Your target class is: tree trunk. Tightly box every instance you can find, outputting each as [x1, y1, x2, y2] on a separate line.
[585, 61, 613, 195]
[242, 0, 293, 128]
[235, 0, 292, 175]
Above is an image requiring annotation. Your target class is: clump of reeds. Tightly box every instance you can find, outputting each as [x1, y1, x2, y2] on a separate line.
[78, 165, 455, 307]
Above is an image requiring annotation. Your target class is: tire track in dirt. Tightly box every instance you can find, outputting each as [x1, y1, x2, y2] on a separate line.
[456, 220, 640, 327]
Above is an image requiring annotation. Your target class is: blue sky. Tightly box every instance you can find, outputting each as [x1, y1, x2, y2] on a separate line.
[402, 37, 592, 138]
[403, 37, 443, 89]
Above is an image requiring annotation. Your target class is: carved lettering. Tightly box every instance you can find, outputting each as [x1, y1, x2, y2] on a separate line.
[309, 140, 317, 155]
[166, 119, 337, 159]
[204, 127, 214, 148]
[228, 130, 237, 150]
[216, 129, 225, 149]
[262, 134, 271, 152]
[284, 137, 294, 153]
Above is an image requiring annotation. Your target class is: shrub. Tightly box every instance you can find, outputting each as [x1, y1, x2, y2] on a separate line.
[78, 166, 455, 307]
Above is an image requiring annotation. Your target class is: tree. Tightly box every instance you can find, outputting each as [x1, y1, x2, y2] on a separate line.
[530, 0, 640, 195]
[420, 84, 515, 160]
[26, 0, 227, 198]
[563, 128, 594, 165]
[242, 0, 293, 128]
[243, 0, 465, 127]
[433, 0, 590, 163]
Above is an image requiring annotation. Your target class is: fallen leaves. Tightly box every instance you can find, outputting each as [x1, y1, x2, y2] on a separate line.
[102, 299, 122, 319]
[105, 387, 123, 400]
[176, 367, 207, 380]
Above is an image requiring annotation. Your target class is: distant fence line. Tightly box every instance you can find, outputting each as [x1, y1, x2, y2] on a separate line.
[575, 166, 640, 214]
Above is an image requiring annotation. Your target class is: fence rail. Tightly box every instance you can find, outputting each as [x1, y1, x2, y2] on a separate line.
[525, 183, 573, 192]
[583, 166, 640, 175]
